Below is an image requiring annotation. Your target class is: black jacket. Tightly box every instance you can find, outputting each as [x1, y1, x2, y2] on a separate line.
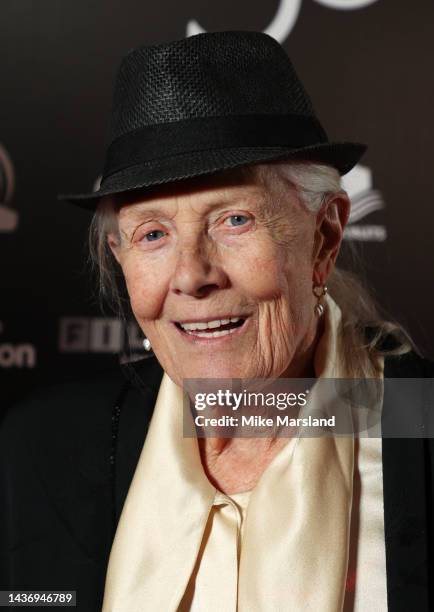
[0, 352, 433, 612]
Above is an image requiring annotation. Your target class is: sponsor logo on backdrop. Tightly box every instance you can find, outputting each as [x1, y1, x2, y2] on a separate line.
[342, 164, 386, 242]
[58, 317, 145, 360]
[187, 0, 380, 42]
[0, 144, 18, 233]
[0, 321, 36, 368]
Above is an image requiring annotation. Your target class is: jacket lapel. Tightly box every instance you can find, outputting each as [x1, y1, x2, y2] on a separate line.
[113, 356, 163, 526]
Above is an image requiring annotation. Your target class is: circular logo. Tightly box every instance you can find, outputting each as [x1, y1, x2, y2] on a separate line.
[0, 143, 18, 232]
[0, 143, 15, 205]
[187, 0, 380, 43]
[187, 0, 302, 44]
[314, 0, 379, 9]
[93, 174, 102, 192]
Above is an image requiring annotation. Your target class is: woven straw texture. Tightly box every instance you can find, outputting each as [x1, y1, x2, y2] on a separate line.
[110, 31, 315, 141]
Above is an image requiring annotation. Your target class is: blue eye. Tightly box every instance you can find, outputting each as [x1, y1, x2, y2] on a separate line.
[145, 230, 165, 241]
[226, 215, 249, 226]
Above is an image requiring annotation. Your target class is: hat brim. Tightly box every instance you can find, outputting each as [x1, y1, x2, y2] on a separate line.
[59, 142, 366, 211]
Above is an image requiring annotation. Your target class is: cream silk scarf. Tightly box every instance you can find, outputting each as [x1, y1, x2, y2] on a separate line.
[102, 296, 382, 612]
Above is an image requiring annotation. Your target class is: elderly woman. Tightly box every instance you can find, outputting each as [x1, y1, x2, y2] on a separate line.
[1, 31, 433, 612]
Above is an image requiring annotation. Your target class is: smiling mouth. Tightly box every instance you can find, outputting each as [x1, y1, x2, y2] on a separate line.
[174, 316, 247, 338]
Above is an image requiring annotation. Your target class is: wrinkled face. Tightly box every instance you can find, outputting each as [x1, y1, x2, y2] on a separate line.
[109, 167, 343, 386]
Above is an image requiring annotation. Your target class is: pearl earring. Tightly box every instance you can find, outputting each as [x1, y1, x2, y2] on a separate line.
[313, 284, 328, 317]
[143, 337, 152, 351]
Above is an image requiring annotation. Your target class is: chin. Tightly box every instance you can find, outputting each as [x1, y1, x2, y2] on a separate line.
[181, 363, 251, 382]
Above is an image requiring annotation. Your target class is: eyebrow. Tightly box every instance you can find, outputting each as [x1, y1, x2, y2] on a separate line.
[122, 187, 269, 221]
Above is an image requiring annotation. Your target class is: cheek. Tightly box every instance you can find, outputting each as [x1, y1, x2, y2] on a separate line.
[121, 255, 169, 322]
[236, 228, 314, 304]
[238, 228, 315, 349]
[280, 246, 316, 332]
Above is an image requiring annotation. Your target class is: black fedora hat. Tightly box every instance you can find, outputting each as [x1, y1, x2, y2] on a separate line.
[60, 31, 366, 210]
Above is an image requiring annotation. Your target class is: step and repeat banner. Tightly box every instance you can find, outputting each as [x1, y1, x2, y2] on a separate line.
[1, 0, 433, 406]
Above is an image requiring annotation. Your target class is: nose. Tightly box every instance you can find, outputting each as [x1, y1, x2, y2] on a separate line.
[170, 241, 228, 298]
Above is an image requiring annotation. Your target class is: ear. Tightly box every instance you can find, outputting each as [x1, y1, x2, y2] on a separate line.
[107, 233, 122, 265]
[312, 192, 350, 285]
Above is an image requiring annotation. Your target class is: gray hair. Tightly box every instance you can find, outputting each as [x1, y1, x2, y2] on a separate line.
[88, 160, 414, 377]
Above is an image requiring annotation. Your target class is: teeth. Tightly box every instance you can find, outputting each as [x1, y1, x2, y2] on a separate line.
[208, 319, 224, 329]
[180, 317, 241, 331]
[185, 328, 235, 338]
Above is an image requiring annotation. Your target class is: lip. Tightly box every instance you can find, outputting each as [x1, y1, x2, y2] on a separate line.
[173, 316, 251, 345]
[174, 314, 248, 325]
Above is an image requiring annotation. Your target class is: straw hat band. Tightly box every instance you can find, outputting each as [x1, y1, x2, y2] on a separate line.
[102, 114, 328, 182]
